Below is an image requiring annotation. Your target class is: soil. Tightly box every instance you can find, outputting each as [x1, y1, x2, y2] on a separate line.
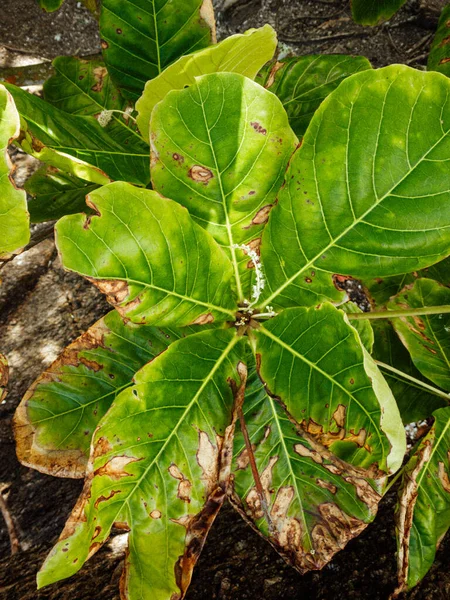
[0, 1, 449, 599]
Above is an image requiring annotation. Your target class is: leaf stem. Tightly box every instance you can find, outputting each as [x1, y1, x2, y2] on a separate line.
[383, 467, 404, 496]
[347, 305, 450, 321]
[374, 360, 450, 401]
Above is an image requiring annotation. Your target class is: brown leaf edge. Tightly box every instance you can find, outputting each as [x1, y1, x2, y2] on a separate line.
[229, 391, 387, 575]
[0, 353, 8, 403]
[13, 319, 111, 479]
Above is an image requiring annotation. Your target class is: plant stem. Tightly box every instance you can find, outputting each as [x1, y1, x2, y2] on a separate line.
[384, 468, 404, 496]
[347, 305, 450, 321]
[374, 360, 450, 401]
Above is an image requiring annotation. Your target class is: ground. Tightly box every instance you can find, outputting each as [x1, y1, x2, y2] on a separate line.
[0, 1, 449, 599]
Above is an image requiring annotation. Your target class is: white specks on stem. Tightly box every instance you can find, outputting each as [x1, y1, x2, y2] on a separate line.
[233, 245, 277, 318]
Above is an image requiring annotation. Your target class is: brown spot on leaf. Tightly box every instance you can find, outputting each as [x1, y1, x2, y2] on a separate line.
[344, 476, 380, 511]
[246, 456, 278, 519]
[168, 464, 192, 503]
[188, 165, 213, 183]
[150, 510, 162, 519]
[265, 61, 285, 88]
[333, 404, 346, 429]
[91, 66, 108, 92]
[294, 443, 323, 464]
[95, 455, 142, 480]
[438, 459, 450, 493]
[250, 121, 267, 135]
[172, 153, 184, 163]
[88, 278, 129, 306]
[101, 40, 109, 49]
[316, 479, 337, 494]
[190, 313, 214, 326]
[94, 489, 121, 509]
[196, 430, 221, 496]
[439, 35, 450, 46]
[440, 57, 450, 64]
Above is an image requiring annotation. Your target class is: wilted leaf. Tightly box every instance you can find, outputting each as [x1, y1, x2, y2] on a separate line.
[100, 0, 216, 100]
[26, 166, 100, 223]
[5, 84, 149, 186]
[136, 25, 277, 143]
[56, 181, 237, 327]
[37, 329, 247, 600]
[428, 4, 450, 77]
[254, 303, 405, 473]
[0, 84, 29, 256]
[395, 406, 450, 593]
[257, 55, 371, 136]
[389, 279, 450, 391]
[371, 319, 447, 424]
[260, 66, 450, 311]
[351, 0, 407, 25]
[44, 56, 124, 116]
[14, 311, 182, 478]
[151, 72, 297, 301]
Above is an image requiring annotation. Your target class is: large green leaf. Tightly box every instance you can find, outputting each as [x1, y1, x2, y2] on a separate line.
[396, 406, 450, 593]
[14, 310, 182, 478]
[43, 56, 125, 117]
[100, 0, 216, 100]
[5, 84, 149, 186]
[351, 0, 407, 25]
[38, 328, 246, 600]
[56, 181, 237, 326]
[136, 25, 277, 143]
[389, 279, 450, 391]
[260, 66, 450, 311]
[231, 364, 392, 572]
[254, 303, 405, 473]
[428, 4, 450, 78]
[256, 55, 371, 137]
[151, 72, 298, 302]
[364, 256, 450, 307]
[0, 84, 29, 256]
[26, 166, 100, 223]
[372, 320, 447, 424]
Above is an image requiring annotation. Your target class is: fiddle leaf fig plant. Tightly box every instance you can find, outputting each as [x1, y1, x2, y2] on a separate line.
[11, 62, 450, 600]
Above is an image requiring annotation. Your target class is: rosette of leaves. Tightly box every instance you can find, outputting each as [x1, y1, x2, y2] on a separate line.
[13, 64, 450, 600]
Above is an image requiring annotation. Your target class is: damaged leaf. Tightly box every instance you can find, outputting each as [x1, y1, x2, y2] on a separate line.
[56, 181, 237, 326]
[260, 66, 450, 311]
[14, 311, 182, 478]
[257, 55, 371, 136]
[37, 329, 247, 599]
[231, 364, 390, 572]
[100, 0, 216, 100]
[389, 279, 450, 391]
[254, 303, 405, 473]
[395, 406, 450, 593]
[0, 83, 29, 256]
[0, 354, 8, 403]
[151, 72, 297, 300]
[136, 25, 277, 143]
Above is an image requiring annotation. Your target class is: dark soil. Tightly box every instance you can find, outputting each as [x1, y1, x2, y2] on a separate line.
[1, 1, 449, 599]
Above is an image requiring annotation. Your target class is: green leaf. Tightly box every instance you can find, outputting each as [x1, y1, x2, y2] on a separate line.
[0, 354, 8, 403]
[256, 55, 371, 137]
[151, 72, 298, 302]
[371, 319, 447, 424]
[395, 406, 450, 592]
[0, 84, 29, 256]
[100, 0, 216, 100]
[56, 181, 237, 327]
[254, 303, 405, 473]
[14, 310, 182, 478]
[389, 279, 450, 391]
[4, 84, 149, 186]
[37, 328, 246, 599]
[351, 0, 407, 25]
[136, 25, 277, 143]
[428, 4, 450, 77]
[260, 65, 450, 311]
[44, 56, 125, 116]
[37, 0, 64, 11]
[26, 166, 100, 223]
[341, 302, 374, 353]
[231, 365, 391, 572]
[364, 256, 450, 307]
